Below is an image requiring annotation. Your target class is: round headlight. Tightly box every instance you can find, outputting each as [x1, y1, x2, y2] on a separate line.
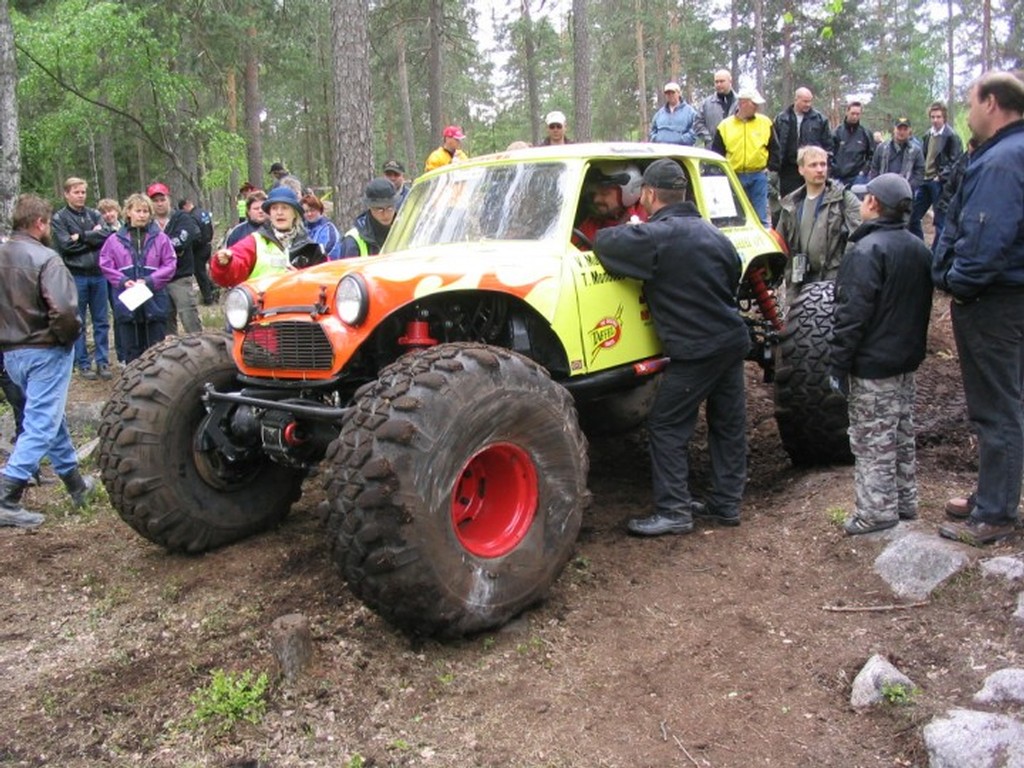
[224, 287, 254, 330]
[335, 274, 369, 326]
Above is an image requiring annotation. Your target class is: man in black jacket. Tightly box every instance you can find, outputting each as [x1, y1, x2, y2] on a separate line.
[148, 182, 202, 333]
[0, 194, 97, 528]
[831, 101, 876, 188]
[594, 159, 750, 537]
[908, 101, 963, 246]
[774, 87, 833, 198]
[831, 174, 933, 535]
[51, 176, 112, 380]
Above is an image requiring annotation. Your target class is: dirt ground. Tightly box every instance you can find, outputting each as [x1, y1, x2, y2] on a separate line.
[1, 295, 1021, 768]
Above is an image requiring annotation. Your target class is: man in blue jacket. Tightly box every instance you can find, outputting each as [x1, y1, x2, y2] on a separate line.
[934, 71, 1024, 546]
[649, 82, 698, 146]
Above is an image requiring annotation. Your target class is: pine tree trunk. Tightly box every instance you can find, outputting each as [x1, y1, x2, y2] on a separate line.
[572, 0, 591, 142]
[330, 0, 372, 225]
[395, 24, 417, 174]
[244, 25, 263, 190]
[0, 0, 20, 237]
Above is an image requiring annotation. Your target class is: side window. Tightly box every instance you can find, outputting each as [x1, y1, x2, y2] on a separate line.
[698, 161, 747, 229]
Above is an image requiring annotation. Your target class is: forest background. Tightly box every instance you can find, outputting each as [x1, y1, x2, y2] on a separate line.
[0, 0, 1021, 234]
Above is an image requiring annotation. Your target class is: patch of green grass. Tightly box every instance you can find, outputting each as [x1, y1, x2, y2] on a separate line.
[881, 681, 918, 706]
[344, 756, 365, 768]
[826, 507, 846, 527]
[187, 668, 269, 733]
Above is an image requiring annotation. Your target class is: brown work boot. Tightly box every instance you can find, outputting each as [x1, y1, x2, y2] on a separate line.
[945, 494, 975, 520]
[938, 518, 1017, 547]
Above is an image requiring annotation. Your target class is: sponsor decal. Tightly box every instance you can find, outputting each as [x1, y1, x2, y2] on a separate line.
[588, 306, 624, 362]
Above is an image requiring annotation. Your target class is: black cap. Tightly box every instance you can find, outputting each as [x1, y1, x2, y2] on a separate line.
[382, 160, 405, 174]
[641, 159, 687, 190]
[269, 162, 287, 173]
[851, 173, 913, 208]
[893, 117, 911, 128]
[363, 178, 399, 209]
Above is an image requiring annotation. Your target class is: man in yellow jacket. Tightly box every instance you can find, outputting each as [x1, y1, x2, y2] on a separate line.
[711, 88, 781, 227]
[425, 125, 468, 172]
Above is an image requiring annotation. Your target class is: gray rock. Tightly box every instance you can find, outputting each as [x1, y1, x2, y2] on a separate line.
[1015, 593, 1024, 624]
[980, 556, 1024, 582]
[873, 532, 972, 601]
[923, 708, 1024, 768]
[850, 654, 916, 709]
[975, 669, 1024, 705]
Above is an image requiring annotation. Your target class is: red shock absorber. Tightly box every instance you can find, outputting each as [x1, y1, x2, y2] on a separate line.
[398, 319, 438, 349]
[749, 267, 783, 331]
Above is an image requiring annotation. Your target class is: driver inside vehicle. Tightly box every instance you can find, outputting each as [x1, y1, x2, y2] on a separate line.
[573, 162, 649, 248]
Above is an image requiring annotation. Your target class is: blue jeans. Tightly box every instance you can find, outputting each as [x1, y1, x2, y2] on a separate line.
[73, 274, 110, 370]
[737, 171, 769, 227]
[951, 293, 1024, 524]
[909, 179, 944, 243]
[1, 346, 79, 481]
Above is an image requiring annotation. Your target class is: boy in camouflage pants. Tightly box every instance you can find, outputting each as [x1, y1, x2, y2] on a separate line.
[829, 174, 933, 535]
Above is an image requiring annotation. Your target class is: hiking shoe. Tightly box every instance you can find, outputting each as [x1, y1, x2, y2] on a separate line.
[843, 515, 898, 536]
[945, 494, 975, 520]
[898, 508, 918, 521]
[691, 501, 741, 527]
[97, 365, 112, 381]
[626, 513, 694, 537]
[59, 470, 99, 509]
[938, 518, 1017, 547]
[79, 367, 97, 381]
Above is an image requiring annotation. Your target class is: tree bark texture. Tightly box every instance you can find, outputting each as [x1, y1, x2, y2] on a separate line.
[330, 0, 373, 225]
[572, 0, 591, 143]
[0, 0, 19, 236]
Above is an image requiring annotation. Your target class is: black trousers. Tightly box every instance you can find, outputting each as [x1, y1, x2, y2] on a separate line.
[648, 349, 748, 516]
[951, 293, 1024, 523]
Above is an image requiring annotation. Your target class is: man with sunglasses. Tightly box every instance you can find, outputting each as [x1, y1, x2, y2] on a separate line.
[541, 110, 572, 146]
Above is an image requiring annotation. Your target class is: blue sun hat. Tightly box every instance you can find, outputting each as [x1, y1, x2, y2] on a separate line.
[261, 186, 303, 217]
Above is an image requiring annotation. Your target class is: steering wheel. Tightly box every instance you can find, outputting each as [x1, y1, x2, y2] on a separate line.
[572, 228, 594, 250]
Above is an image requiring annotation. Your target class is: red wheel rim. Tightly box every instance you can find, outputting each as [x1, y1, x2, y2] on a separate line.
[451, 442, 538, 558]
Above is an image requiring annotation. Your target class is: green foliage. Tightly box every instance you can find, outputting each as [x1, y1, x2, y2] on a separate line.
[187, 668, 269, 734]
[880, 681, 918, 706]
[827, 507, 846, 527]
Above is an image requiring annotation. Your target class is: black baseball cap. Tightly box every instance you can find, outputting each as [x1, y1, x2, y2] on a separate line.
[851, 173, 913, 208]
[641, 159, 687, 190]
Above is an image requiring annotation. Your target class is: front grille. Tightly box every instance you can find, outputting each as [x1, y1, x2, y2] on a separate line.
[241, 321, 334, 370]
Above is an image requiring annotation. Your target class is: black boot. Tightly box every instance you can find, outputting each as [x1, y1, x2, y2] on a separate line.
[0, 474, 44, 528]
[60, 469, 98, 509]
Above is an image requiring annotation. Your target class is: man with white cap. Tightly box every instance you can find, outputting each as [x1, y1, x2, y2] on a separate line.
[711, 87, 780, 227]
[541, 110, 571, 146]
[648, 82, 698, 146]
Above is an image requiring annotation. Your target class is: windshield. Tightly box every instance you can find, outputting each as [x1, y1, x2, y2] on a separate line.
[385, 162, 570, 250]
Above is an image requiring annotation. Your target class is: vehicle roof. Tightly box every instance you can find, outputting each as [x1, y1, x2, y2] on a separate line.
[420, 141, 725, 178]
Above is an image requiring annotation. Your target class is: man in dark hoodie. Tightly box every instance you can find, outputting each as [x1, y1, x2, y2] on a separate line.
[339, 178, 399, 258]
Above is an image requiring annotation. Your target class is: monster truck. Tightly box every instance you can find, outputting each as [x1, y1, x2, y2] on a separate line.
[98, 143, 835, 638]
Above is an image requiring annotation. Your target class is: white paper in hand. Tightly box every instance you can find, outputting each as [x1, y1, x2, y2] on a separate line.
[118, 282, 154, 311]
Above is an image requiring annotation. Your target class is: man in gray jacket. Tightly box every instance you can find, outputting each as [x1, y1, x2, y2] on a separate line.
[0, 194, 97, 528]
[693, 69, 738, 148]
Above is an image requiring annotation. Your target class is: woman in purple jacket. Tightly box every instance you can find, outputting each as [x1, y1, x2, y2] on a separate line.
[99, 193, 177, 363]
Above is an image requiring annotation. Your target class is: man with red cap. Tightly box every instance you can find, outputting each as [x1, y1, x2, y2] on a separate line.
[147, 181, 202, 334]
[425, 125, 468, 172]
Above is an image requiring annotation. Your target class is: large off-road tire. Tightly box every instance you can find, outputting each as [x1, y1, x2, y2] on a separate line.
[324, 342, 588, 638]
[98, 333, 305, 553]
[773, 281, 853, 465]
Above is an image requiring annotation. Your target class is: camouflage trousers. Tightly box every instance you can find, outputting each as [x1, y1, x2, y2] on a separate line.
[848, 373, 917, 523]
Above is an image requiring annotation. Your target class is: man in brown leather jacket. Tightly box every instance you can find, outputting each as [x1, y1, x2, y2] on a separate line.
[0, 194, 97, 528]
